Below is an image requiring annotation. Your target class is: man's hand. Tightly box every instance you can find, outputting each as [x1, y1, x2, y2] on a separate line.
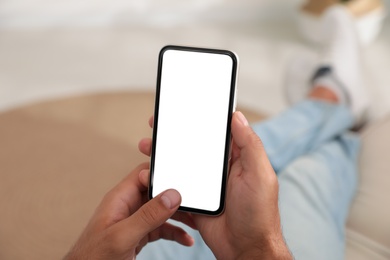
[139, 112, 292, 259]
[65, 163, 196, 260]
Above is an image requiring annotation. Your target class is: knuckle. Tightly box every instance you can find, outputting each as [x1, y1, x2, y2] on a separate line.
[248, 129, 264, 149]
[139, 203, 161, 227]
[267, 171, 279, 189]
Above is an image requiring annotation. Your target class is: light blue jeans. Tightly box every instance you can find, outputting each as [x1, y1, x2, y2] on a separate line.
[138, 100, 360, 260]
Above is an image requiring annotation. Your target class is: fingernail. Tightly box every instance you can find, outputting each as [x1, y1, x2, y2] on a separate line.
[161, 189, 181, 209]
[236, 111, 248, 126]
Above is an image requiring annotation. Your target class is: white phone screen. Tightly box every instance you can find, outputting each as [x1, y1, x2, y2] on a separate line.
[150, 46, 237, 214]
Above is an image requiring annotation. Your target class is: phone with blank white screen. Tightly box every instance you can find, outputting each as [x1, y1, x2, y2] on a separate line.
[149, 45, 238, 215]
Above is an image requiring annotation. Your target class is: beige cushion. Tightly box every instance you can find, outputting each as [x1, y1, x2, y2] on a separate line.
[346, 117, 390, 259]
[0, 93, 153, 259]
[0, 92, 264, 259]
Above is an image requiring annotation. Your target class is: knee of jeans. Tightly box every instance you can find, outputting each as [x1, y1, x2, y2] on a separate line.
[316, 141, 359, 181]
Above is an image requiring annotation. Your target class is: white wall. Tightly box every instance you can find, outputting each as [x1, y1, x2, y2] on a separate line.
[1, 0, 389, 119]
[0, 0, 305, 115]
[0, 0, 302, 28]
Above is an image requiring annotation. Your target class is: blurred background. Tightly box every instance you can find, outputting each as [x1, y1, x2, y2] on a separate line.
[0, 0, 390, 259]
[0, 0, 388, 117]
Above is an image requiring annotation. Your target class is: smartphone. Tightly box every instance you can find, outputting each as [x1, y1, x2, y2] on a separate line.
[149, 45, 238, 215]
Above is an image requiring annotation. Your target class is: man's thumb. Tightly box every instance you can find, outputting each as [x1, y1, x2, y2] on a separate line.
[125, 189, 181, 241]
[231, 111, 262, 148]
[231, 111, 267, 169]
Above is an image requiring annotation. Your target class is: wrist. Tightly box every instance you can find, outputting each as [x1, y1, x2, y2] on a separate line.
[235, 234, 293, 260]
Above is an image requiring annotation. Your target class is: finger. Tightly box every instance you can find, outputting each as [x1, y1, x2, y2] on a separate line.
[121, 189, 181, 245]
[230, 111, 270, 172]
[231, 140, 240, 163]
[171, 212, 197, 230]
[139, 170, 197, 230]
[114, 163, 149, 194]
[99, 163, 149, 214]
[139, 169, 149, 188]
[135, 238, 148, 255]
[138, 138, 152, 156]
[93, 163, 150, 230]
[149, 116, 154, 128]
[148, 222, 194, 246]
[135, 222, 194, 255]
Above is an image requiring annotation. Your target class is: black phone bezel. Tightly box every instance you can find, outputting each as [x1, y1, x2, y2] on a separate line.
[149, 45, 238, 216]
